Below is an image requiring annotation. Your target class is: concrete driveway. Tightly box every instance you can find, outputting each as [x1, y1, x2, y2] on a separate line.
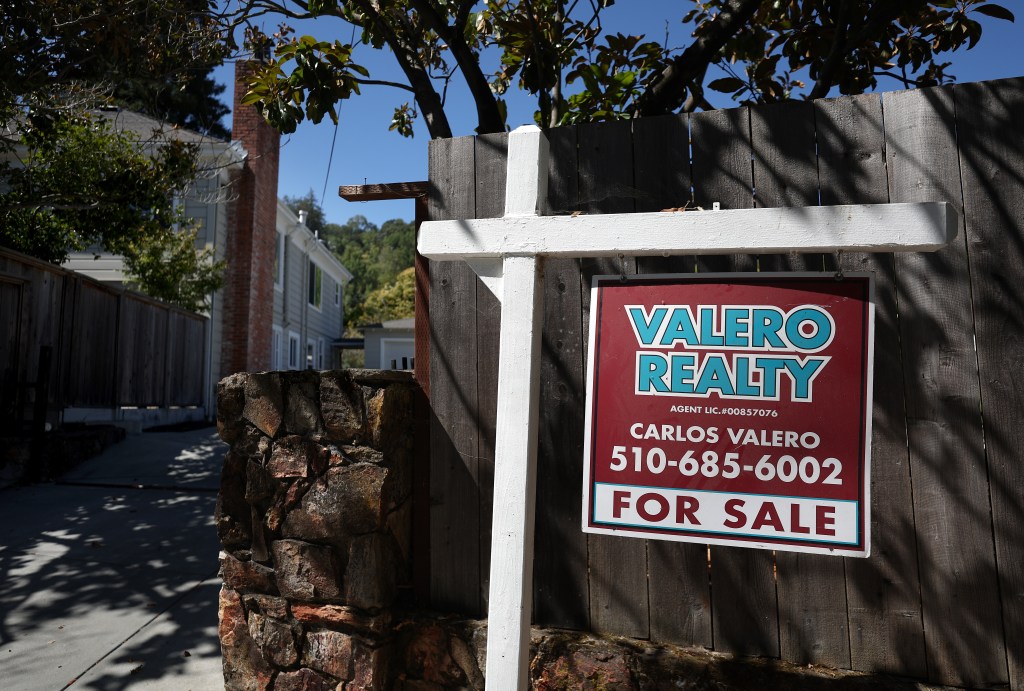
[0, 427, 226, 690]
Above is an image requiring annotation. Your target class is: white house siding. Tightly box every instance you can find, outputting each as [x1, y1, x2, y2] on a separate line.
[61, 252, 126, 283]
[206, 172, 231, 408]
[362, 319, 415, 370]
[274, 202, 351, 371]
[183, 175, 221, 246]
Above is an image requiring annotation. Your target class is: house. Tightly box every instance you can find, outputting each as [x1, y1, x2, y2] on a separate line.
[56, 60, 353, 424]
[361, 318, 415, 370]
[271, 201, 353, 371]
[62, 107, 246, 286]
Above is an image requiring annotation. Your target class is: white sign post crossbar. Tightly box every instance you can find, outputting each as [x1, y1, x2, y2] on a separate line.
[417, 125, 956, 691]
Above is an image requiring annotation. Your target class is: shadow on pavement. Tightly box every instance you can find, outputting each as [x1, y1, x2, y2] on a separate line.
[0, 428, 226, 690]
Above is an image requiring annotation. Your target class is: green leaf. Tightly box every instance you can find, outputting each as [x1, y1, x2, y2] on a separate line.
[307, 0, 337, 16]
[973, 3, 1014, 21]
[240, 91, 264, 106]
[707, 77, 746, 92]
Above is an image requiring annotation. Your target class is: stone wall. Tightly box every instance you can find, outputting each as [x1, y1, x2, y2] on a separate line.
[216, 369, 415, 690]
[392, 619, 952, 690]
[215, 369, 948, 690]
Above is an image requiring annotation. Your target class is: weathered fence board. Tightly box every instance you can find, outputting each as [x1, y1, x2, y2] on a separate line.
[817, 93, 929, 678]
[750, 99, 851, 669]
[632, 113, 713, 648]
[0, 280, 22, 378]
[428, 135, 484, 615]
[955, 76, 1024, 689]
[533, 125, 591, 630]
[886, 85, 1006, 688]
[690, 106, 753, 274]
[425, 77, 1024, 690]
[474, 132, 508, 613]
[688, 104, 781, 657]
[69, 281, 120, 407]
[118, 296, 170, 407]
[575, 119, 648, 639]
[0, 248, 206, 418]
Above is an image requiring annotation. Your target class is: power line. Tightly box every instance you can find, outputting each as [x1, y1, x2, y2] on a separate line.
[320, 111, 341, 206]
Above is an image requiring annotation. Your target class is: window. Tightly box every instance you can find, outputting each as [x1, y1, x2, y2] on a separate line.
[334, 282, 341, 307]
[306, 339, 316, 370]
[274, 233, 285, 289]
[288, 331, 300, 370]
[308, 261, 322, 309]
[318, 338, 325, 369]
[272, 326, 283, 370]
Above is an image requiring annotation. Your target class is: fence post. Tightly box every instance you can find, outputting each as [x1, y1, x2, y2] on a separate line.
[29, 345, 52, 478]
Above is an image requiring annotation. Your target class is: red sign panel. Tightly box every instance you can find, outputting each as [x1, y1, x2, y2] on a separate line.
[581, 273, 874, 557]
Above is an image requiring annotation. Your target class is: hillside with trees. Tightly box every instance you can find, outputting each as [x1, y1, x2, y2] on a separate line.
[284, 192, 415, 331]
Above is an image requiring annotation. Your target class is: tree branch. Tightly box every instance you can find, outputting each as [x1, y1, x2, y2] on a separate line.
[455, 0, 475, 32]
[348, 0, 453, 138]
[634, 0, 762, 116]
[680, 64, 710, 112]
[807, 0, 850, 100]
[354, 77, 415, 92]
[407, 0, 505, 133]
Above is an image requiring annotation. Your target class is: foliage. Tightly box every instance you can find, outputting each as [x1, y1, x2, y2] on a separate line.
[359, 267, 416, 325]
[122, 224, 225, 312]
[560, 32, 665, 125]
[0, 0, 227, 128]
[103, 70, 231, 140]
[284, 189, 328, 233]
[0, 0, 230, 311]
[687, 0, 1015, 105]
[320, 213, 416, 329]
[230, 0, 1014, 139]
[240, 34, 367, 134]
[0, 115, 223, 311]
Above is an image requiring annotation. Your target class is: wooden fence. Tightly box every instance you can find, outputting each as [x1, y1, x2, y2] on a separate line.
[0, 248, 207, 421]
[425, 76, 1024, 689]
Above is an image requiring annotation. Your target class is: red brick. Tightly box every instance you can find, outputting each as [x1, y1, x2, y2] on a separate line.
[222, 60, 280, 377]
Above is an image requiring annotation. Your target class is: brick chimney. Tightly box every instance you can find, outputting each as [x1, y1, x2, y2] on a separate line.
[221, 60, 281, 376]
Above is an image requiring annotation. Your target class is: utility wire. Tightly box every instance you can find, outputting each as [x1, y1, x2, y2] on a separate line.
[318, 24, 358, 208]
[320, 112, 341, 207]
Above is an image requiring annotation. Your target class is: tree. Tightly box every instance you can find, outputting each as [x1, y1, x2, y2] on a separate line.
[120, 225, 225, 311]
[0, 0, 230, 310]
[0, 0, 227, 127]
[233, 0, 1013, 139]
[319, 213, 416, 328]
[284, 189, 329, 233]
[101, 69, 231, 140]
[0, 115, 224, 311]
[359, 267, 416, 324]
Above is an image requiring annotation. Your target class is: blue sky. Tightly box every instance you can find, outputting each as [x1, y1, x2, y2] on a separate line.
[212, 3, 1023, 227]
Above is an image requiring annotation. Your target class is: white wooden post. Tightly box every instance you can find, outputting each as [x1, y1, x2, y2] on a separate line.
[479, 126, 548, 691]
[485, 253, 543, 689]
[417, 124, 957, 691]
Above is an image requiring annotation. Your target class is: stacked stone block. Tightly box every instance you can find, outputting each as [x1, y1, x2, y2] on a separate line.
[216, 369, 414, 690]
[215, 368, 942, 690]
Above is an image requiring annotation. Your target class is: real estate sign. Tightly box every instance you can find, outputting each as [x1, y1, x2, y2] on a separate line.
[582, 273, 874, 557]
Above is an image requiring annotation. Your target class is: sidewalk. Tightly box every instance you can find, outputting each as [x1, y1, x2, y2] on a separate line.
[0, 427, 227, 690]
